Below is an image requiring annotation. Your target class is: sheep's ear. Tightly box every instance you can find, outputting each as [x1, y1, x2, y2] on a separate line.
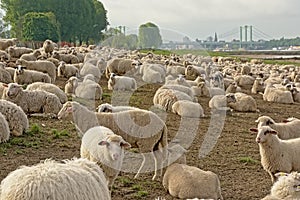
[249, 128, 258, 133]
[121, 141, 131, 149]
[98, 140, 109, 146]
[2, 83, 8, 88]
[66, 106, 73, 113]
[266, 120, 274, 125]
[267, 130, 277, 135]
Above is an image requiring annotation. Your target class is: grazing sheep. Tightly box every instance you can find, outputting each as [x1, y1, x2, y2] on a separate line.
[105, 58, 140, 78]
[15, 59, 57, 83]
[227, 92, 258, 112]
[0, 158, 111, 200]
[0, 112, 10, 143]
[0, 64, 13, 83]
[43, 39, 55, 57]
[0, 99, 29, 136]
[97, 103, 139, 113]
[250, 126, 300, 183]
[251, 77, 265, 94]
[81, 126, 131, 187]
[0, 38, 17, 51]
[255, 115, 300, 140]
[13, 65, 51, 85]
[3, 83, 62, 115]
[263, 84, 294, 104]
[64, 76, 79, 96]
[163, 144, 223, 200]
[108, 73, 137, 91]
[172, 100, 205, 118]
[26, 82, 68, 104]
[75, 75, 103, 100]
[7, 46, 33, 59]
[208, 94, 236, 111]
[20, 49, 41, 61]
[57, 101, 168, 180]
[262, 172, 300, 200]
[57, 61, 79, 78]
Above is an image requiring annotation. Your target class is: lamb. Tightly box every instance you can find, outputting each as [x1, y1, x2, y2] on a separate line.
[42, 39, 55, 57]
[0, 158, 111, 200]
[163, 144, 223, 200]
[250, 126, 300, 183]
[227, 92, 258, 112]
[105, 58, 141, 79]
[171, 100, 205, 118]
[108, 73, 137, 91]
[0, 99, 29, 136]
[263, 84, 294, 104]
[26, 82, 68, 104]
[15, 59, 56, 83]
[208, 94, 236, 111]
[13, 65, 51, 85]
[251, 77, 265, 94]
[20, 49, 41, 61]
[2, 83, 62, 115]
[7, 46, 33, 59]
[0, 38, 17, 51]
[255, 115, 300, 140]
[57, 61, 79, 78]
[64, 76, 79, 96]
[0, 112, 10, 143]
[81, 126, 131, 187]
[97, 103, 139, 113]
[57, 101, 168, 180]
[75, 75, 103, 100]
[262, 172, 300, 200]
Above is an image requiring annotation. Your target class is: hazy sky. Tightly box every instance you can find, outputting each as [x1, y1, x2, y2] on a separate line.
[100, 0, 300, 42]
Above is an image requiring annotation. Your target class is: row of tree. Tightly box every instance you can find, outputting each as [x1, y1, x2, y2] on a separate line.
[1, 0, 108, 44]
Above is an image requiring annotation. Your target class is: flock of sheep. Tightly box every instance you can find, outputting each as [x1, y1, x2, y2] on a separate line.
[0, 37, 299, 199]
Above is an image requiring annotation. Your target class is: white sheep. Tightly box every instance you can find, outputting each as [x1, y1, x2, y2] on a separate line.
[108, 73, 137, 91]
[234, 75, 255, 89]
[0, 38, 17, 51]
[105, 58, 140, 78]
[0, 64, 13, 83]
[64, 76, 79, 96]
[79, 61, 101, 83]
[75, 75, 103, 100]
[192, 82, 225, 97]
[262, 172, 300, 200]
[52, 51, 79, 64]
[165, 74, 190, 87]
[251, 77, 265, 94]
[160, 84, 195, 99]
[0, 99, 29, 136]
[255, 115, 300, 140]
[163, 144, 223, 200]
[138, 63, 166, 84]
[97, 103, 139, 113]
[250, 126, 300, 183]
[227, 92, 258, 112]
[0, 158, 111, 200]
[3, 83, 62, 115]
[208, 94, 236, 111]
[43, 39, 55, 57]
[291, 87, 300, 103]
[185, 65, 205, 79]
[0, 112, 10, 143]
[172, 100, 205, 118]
[57, 101, 168, 180]
[81, 126, 131, 187]
[16, 59, 57, 83]
[19, 49, 41, 61]
[26, 82, 68, 104]
[57, 61, 79, 78]
[263, 84, 294, 104]
[7, 46, 33, 59]
[13, 65, 51, 85]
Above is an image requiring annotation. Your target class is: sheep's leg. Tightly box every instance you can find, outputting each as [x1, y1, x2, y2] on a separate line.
[152, 151, 158, 181]
[134, 153, 146, 179]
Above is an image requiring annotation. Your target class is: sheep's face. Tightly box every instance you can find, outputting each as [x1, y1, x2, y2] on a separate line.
[255, 116, 275, 128]
[272, 172, 300, 196]
[6, 83, 22, 98]
[57, 102, 73, 120]
[225, 94, 236, 103]
[250, 126, 277, 143]
[15, 65, 25, 75]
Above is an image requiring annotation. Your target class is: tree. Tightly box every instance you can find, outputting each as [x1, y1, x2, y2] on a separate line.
[22, 12, 60, 42]
[138, 22, 162, 49]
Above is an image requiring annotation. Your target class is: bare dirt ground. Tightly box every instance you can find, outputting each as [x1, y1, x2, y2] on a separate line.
[0, 72, 299, 200]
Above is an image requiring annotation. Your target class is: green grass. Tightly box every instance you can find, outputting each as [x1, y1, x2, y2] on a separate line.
[134, 190, 149, 198]
[263, 60, 300, 66]
[51, 129, 70, 139]
[139, 49, 172, 56]
[26, 123, 42, 136]
[118, 177, 134, 187]
[238, 156, 258, 164]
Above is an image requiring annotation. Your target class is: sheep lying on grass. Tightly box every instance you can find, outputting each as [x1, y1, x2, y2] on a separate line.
[172, 100, 205, 118]
[97, 103, 139, 113]
[0, 158, 111, 200]
[57, 101, 168, 180]
[0, 112, 10, 143]
[13, 65, 51, 85]
[57, 61, 79, 78]
[7, 46, 33, 59]
[105, 58, 140, 78]
[3, 83, 62, 116]
[208, 94, 236, 111]
[0, 99, 29, 136]
[255, 115, 300, 140]
[81, 126, 131, 187]
[227, 92, 258, 112]
[250, 126, 300, 183]
[20, 49, 41, 61]
[263, 84, 294, 104]
[108, 73, 137, 92]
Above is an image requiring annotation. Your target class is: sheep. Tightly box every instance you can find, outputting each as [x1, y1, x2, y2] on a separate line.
[192, 82, 224, 97]
[163, 144, 223, 200]
[138, 63, 166, 83]
[208, 94, 236, 111]
[13, 65, 51, 85]
[172, 100, 205, 118]
[97, 103, 139, 113]
[160, 84, 195, 99]
[105, 58, 140, 78]
[0, 38, 17, 51]
[263, 84, 294, 104]
[15, 59, 57, 83]
[57, 101, 168, 180]
[166, 65, 186, 77]
[225, 81, 241, 94]
[249, 126, 300, 183]
[52, 51, 79, 64]
[262, 172, 300, 200]
[234, 75, 255, 89]
[0, 158, 111, 200]
[0, 64, 13, 83]
[108, 73, 137, 92]
[26, 82, 68, 104]
[165, 74, 191, 87]
[57, 61, 79, 78]
[291, 87, 300, 103]
[0, 50, 10, 62]
[19, 49, 41, 61]
[81, 126, 131, 187]
[64, 76, 79, 96]
[0, 99, 29, 136]
[227, 92, 258, 112]
[0, 112, 10, 143]
[75, 75, 103, 100]
[185, 65, 205, 79]
[2, 83, 62, 115]
[255, 115, 300, 140]
[7, 46, 33, 59]
[251, 77, 265, 94]
[42, 39, 55, 57]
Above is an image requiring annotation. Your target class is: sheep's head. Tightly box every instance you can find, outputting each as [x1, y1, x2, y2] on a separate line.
[225, 93, 236, 104]
[97, 103, 112, 113]
[255, 116, 275, 128]
[15, 65, 26, 76]
[5, 83, 22, 98]
[57, 101, 74, 120]
[249, 126, 277, 143]
[272, 172, 300, 197]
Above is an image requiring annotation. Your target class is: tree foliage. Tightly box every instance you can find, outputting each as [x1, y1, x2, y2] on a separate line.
[264, 37, 300, 49]
[138, 22, 162, 49]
